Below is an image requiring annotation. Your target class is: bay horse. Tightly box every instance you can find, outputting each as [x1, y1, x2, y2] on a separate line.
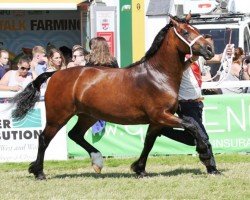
[12, 15, 214, 180]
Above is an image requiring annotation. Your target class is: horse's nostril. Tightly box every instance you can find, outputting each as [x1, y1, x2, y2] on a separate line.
[207, 45, 212, 52]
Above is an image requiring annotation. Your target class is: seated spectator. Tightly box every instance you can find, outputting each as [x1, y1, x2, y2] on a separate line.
[0, 56, 37, 92]
[47, 48, 67, 71]
[0, 50, 9, 79]
[221, 47, 249, 94]
[30, 46, 48, 76]
[85, 37, 118, 68]
[67, 45, 89, 68]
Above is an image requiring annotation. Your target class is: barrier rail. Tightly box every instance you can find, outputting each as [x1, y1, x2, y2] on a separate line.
[202, 80, 250, 89]
[1, 81, 249, 98]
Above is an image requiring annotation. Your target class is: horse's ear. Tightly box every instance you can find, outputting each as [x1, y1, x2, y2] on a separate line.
[185, 11, 192, 22]
[169, 17, 179, 27]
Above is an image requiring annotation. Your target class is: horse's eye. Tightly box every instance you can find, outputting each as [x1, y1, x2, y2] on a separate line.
[183, 30, 189, 36]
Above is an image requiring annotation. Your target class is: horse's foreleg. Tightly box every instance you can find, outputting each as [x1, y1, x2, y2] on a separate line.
[29, 125, 60, 180]
[131, 124, 162, 177]
[68, 114, 103, 173]
[181, 116, 210, 157]
[158, 113, 210, 155]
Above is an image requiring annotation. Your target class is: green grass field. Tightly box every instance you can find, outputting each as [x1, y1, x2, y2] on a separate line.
[0, 154, 249, 199]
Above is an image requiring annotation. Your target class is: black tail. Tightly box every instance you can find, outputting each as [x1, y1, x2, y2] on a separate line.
[11, 71, 56, 120]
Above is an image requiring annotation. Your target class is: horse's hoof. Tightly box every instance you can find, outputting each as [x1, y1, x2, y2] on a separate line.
[208, 169, 221, 175]
[136, 171, 148, 178]
[130, 161, 147, 178]
[90, 152, 103, 174]
[35, 172, 46, 180]
[92, 164, 102, 174]
[207, 166, 221, 175]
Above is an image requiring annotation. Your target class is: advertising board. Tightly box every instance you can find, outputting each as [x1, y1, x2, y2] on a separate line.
[0, 102, 67, 162]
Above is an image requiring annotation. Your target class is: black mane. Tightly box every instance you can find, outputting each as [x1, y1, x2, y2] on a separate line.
[126, 16, 187, 68]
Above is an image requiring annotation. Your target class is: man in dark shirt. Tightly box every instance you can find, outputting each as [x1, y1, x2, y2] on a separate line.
[0, 50, 9, 79]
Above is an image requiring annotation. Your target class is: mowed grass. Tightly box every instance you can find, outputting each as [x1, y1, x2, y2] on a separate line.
[0, 154, 249, 199]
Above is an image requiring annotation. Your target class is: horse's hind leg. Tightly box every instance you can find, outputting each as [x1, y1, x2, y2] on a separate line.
[131, 124, 162, 177]
[29, 124, 62, 180]
[68, 114, 103, 173]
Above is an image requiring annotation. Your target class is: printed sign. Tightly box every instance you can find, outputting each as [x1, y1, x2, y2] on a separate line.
[96, 11, 115, 32]
[97, 31, 114, 56]
[0, 102, 67, 162]
[95, 9, 116, 56]
[0, 10, 83, 55]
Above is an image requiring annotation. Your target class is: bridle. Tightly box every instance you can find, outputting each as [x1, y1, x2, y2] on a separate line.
[173, 26, 203, 57]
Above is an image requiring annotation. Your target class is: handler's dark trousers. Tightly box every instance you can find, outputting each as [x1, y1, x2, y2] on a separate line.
[160, 100, 217, 170]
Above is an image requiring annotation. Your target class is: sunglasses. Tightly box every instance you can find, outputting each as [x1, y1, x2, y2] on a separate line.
[20, 67, 30, 71]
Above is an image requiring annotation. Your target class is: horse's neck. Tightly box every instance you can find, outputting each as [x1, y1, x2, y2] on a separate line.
[145, 33, 186, 88]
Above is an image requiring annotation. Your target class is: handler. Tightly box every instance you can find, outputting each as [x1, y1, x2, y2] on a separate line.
[160, 36, 234, 174]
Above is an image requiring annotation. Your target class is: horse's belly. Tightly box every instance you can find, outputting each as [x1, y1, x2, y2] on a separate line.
[77, 101, 149, 125]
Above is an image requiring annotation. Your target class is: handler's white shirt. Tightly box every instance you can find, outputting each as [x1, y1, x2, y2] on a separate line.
[178, 66, 202, 100]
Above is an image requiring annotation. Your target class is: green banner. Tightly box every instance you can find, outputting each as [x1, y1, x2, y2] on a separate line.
[119, 0, 132, 67]
[67, 94, 250, 158]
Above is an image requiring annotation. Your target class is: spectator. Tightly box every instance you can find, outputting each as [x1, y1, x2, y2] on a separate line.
[30, 46, 47, 76]
[47, 48, 66, 71]
[233, 47, 244, 64]
[221, 47, 248, 94]
[0, 56, 37, 92]
[85, 37, 118, 68]
[0, 50, 9, 79]
[200, 35, 237, 95]
[240, 56, 250, 93]
[85, 37, 119, 135]
[67, 45, 89, 68]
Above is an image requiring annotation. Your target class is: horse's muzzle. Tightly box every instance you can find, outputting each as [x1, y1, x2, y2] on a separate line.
[200, 44, 215, 60]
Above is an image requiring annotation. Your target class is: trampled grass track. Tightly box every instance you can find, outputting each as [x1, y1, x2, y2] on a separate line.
[0, 154, 249, 199]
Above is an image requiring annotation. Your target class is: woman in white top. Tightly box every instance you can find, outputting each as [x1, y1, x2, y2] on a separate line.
[0, 56, 37, 92]
[221, 48, 250, 94]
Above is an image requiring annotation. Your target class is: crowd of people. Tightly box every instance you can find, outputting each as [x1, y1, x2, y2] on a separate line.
[0, 37, 249, 94]
[0, 36, 117, 134]
[0, 37, 117, 93]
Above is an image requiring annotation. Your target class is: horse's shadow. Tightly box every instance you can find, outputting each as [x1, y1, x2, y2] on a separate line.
[51, 168, 208, 180]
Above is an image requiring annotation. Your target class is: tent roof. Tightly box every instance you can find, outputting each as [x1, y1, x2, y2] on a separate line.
[0, 0, 86, 10]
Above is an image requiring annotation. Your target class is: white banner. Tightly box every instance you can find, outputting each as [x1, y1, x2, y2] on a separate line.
[0, 102, 67, 162]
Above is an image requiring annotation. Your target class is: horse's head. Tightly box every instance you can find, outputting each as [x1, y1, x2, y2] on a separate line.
[170, 15, 214, 60]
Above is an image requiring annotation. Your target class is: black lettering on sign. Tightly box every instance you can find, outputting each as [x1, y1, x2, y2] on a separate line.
[0, 130, 42, 140]
[3, 120, 10, 128]
[30, 19, 80, 31]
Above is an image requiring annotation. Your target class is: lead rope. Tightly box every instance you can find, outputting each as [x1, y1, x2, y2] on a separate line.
[202, 44, 234, 83]
[203, 28, 234, 84]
